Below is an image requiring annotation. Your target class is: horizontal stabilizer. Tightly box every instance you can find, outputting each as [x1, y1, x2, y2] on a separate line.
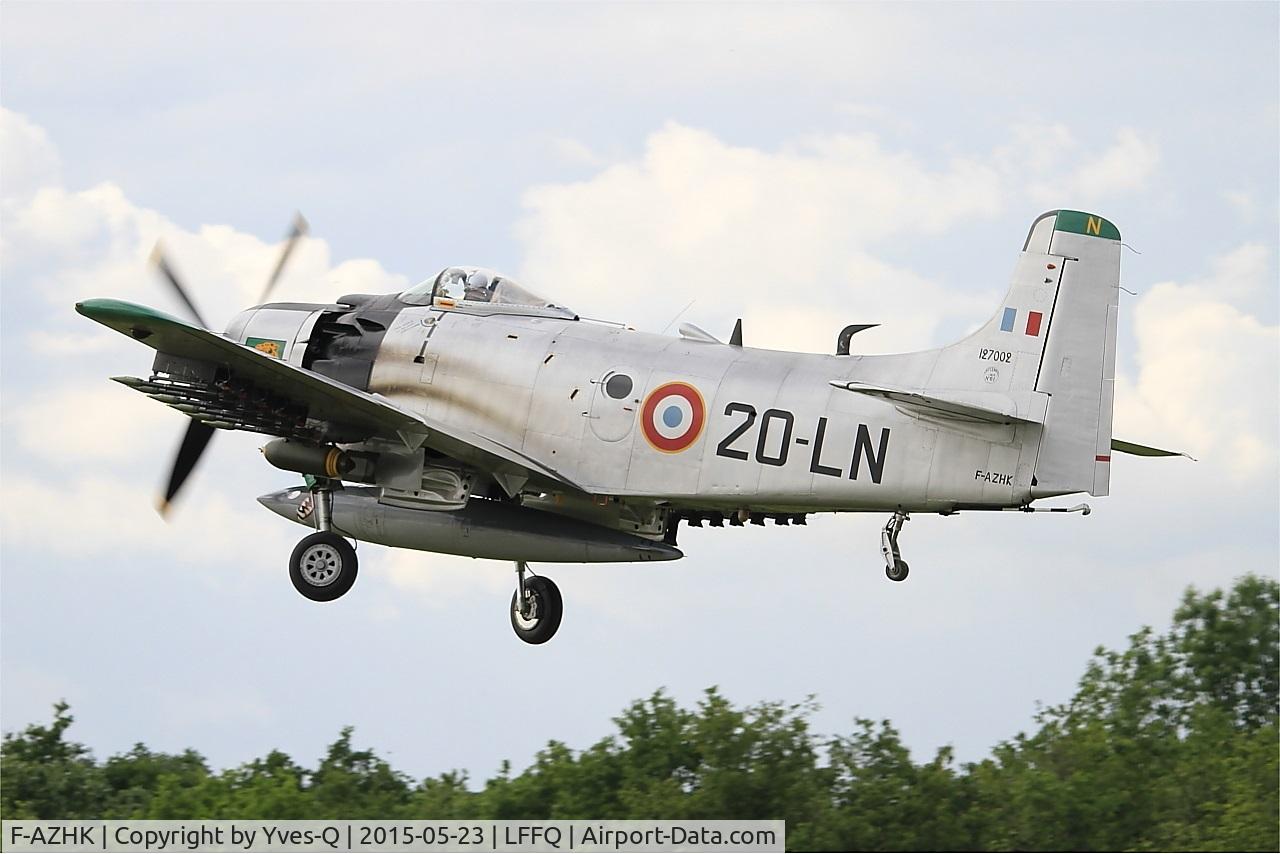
[829, 380, 1043, 425]
[1111, 438, 1196, 460]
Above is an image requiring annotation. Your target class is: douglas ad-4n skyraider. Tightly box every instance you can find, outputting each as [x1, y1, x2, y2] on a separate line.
[78, 210, 1185, 644]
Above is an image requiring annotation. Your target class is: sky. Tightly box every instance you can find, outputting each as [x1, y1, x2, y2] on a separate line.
[2, 2, 1277, 783]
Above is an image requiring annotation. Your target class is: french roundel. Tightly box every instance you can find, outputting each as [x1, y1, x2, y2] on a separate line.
[640, 382, 706, 453]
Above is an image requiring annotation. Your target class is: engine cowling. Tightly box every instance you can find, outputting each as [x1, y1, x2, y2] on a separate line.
[224, 303, 331, 366]
[226, 294, 408, 391]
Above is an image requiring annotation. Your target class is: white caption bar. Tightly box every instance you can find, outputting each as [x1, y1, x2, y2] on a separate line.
[2, 820, 784, 853]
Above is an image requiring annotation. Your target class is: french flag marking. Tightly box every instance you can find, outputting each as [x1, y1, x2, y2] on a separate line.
[1025, 311, 1043, 337]
[1000, 307, 1016, 332]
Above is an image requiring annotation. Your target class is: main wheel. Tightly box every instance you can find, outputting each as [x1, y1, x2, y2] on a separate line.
[510, 575, 563, 645]
[886, 559, 909, 582]
[290, 532, 358, 602]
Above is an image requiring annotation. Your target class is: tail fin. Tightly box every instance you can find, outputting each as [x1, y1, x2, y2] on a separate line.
[923, 210, 1121, 497]
[1028, 211, 1120, 498]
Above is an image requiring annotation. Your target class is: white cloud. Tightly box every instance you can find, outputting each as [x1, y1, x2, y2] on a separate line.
[5, 183, 407, 329]
[1192, 241, 1271, 302]
[1222, 189, 1257, 222]
[1002, 122, 1078, 174]
[833, 102, 915, 133]
[0, 109, 407, 332]
[1, 5, 926, 98]
[382, 548, 510, 605]
[0, 473, 283, 567]
[25, 330, 125, 357]
[0, 108, 411, 572]
[548, 137, 609, 169]
[1067, 127, 1160, 199]
[0, 108, 62, 204]
[515, 122, 1167, 355]
[1020, 125, 1161, 206]
[9, 383, 171, 465]
[1114, 244, 1278, 481]
[517, 123, 1003, 353]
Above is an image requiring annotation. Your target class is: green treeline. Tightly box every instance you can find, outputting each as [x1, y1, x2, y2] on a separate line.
[3, 575, 1276, 851]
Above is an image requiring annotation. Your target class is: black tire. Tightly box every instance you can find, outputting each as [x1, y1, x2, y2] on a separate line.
[886, 559, 909, 582]
[510, 575, 563, 645]
[290, 532, 358, 602]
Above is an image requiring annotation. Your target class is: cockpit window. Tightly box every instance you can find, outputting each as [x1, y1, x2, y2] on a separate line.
[400, 266, 570, 313]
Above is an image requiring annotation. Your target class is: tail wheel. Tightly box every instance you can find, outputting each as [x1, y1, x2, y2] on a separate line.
[886, 559, 909, 582]
[510, 575, 563, 644]
[290, 532, 358, 601]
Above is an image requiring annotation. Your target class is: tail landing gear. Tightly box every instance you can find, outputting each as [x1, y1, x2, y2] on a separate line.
[881, 511, 910, 582]
[511, 561, 563, 645]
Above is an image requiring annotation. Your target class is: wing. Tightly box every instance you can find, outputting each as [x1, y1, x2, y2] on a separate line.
[77, 299, 584, 491]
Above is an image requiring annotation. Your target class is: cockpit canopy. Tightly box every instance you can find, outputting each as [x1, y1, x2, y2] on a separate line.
[400, 267, 570, 314]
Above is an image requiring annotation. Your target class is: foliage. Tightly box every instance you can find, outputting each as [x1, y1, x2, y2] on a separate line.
[3, 575, 1276, 851]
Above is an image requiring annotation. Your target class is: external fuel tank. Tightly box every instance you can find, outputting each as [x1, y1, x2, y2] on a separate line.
[258, 487, 682, 563]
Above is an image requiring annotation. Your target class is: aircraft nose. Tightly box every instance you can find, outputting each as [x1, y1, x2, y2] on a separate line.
[257, 488, 305, 521]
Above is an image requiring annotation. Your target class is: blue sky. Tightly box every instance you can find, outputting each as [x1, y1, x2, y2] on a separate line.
[2, 2, 1277, 782]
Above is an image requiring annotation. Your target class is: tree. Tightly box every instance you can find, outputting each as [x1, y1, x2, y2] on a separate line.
[0, 701, 107, 819]
[102, 744, 210, 818]
[2, 574, 1275, 852]
[969, 574, 1278, 851]
[309, 727, 414, 817]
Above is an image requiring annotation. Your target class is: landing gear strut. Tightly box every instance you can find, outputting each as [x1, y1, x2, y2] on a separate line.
[510, 561, 563, 645]
[881, 511, 910, 582]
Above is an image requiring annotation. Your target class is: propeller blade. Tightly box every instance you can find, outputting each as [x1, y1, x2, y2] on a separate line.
[257, 213, 309, 305]
[156, 421, 216, 518]
[149, 244, 211, 329]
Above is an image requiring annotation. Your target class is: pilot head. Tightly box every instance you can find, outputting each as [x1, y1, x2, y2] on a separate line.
[464, 270, 492, 301]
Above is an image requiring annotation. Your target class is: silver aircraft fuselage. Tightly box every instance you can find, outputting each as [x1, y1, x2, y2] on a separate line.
[365, 307, 1033, 515]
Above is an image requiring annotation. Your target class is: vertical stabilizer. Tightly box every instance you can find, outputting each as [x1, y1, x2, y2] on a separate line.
[916, 210, 1121, 500]
[1030, 211, 1121, 497]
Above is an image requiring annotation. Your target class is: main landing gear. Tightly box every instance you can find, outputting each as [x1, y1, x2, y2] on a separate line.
[511, 561, 563, 645]
[290, 532, 358, 601]
[289, 483, 359, 602]
[285, 484, 565, 642]
[881, 510, 910, 582]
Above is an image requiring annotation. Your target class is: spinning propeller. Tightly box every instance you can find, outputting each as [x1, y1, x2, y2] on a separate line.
[152, 214, 309, 517]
